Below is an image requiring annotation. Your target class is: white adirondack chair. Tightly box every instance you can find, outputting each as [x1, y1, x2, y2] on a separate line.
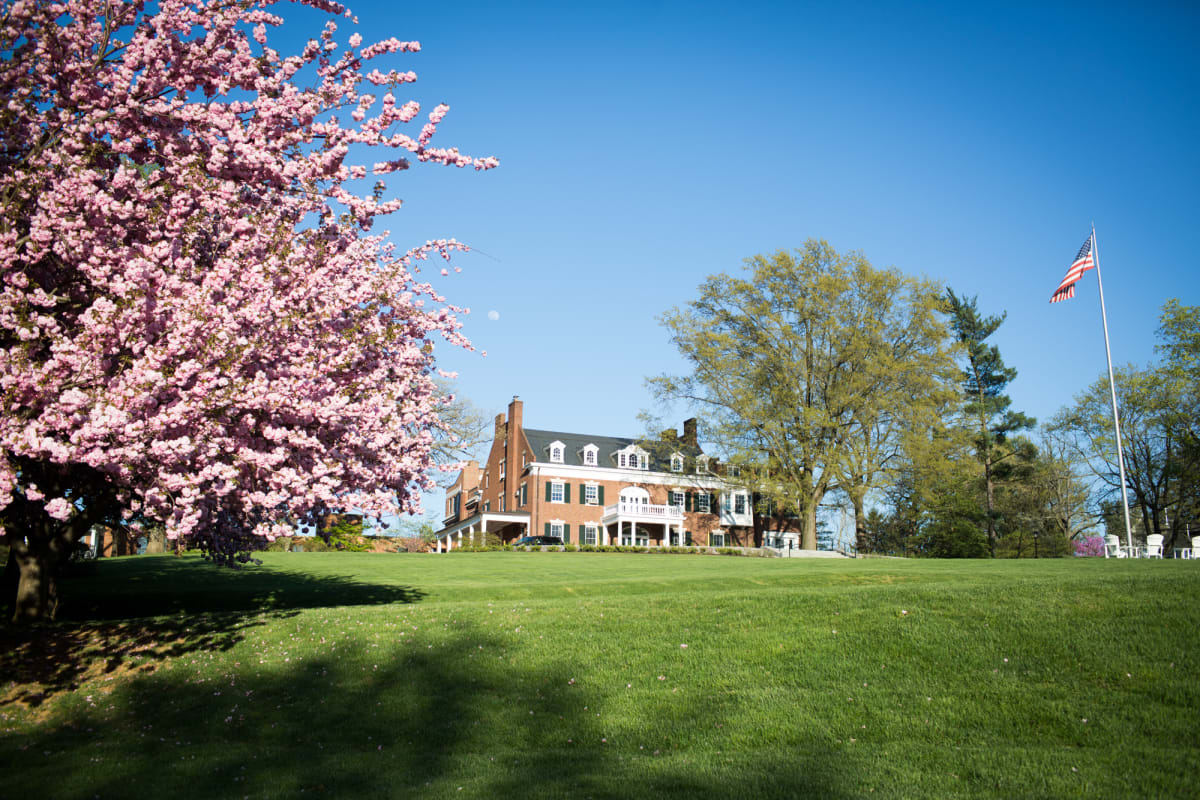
[1145, 533, 1164, 558]
[1104, 535, 1125, 558]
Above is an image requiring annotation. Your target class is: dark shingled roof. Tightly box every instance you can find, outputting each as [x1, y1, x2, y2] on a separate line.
[522, 427, 703, 472]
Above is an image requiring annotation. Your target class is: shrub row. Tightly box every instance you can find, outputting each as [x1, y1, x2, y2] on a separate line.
[448, 544, 768, 557]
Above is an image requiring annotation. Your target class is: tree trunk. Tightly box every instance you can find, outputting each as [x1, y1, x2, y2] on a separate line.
[5, 540, 60, 623]
[851, 491, 867, 553]
[984, 455, 996, 557]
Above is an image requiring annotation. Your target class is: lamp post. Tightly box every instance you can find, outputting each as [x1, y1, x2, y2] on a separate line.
[1033, 530, 1039, 559]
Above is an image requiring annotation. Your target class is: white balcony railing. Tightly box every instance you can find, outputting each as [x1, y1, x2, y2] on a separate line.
[602, 502, 684, 521]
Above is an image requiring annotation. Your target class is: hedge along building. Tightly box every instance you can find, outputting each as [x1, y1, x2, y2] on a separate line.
[434, 396, 769, 552]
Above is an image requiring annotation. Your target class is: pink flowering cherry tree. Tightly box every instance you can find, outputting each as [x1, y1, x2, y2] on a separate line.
[0, 0, 496, 621]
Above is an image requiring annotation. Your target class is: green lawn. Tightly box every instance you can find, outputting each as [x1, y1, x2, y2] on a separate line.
[3, 552, 1198, 798]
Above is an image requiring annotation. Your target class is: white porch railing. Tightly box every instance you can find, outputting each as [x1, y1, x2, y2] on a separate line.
[602, 502, 684, 521]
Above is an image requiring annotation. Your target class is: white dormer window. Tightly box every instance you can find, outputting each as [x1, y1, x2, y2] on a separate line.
[547, 440, 566, 464]
[616, 446, 648, 470]
[670, 454, 684, 473]
[581, 444, 598, 466]
[695, 456, 709, 474]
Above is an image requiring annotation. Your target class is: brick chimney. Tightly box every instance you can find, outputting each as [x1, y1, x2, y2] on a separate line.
[494, 412, 506, 437]
[508, 396, 523, 433]
[682, 418, 698, 448]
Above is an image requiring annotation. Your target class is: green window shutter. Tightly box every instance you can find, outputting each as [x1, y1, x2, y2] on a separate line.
[545, 482, 552, 502]
[544, 522, 551, 536]
[564, 483, 571, 504]
[710, 493, 719, 512]
[685, 530, 693, 545]
[685, 492, 693, 512]
[563, 524, 571, 543]
[598, 485, 605, 505]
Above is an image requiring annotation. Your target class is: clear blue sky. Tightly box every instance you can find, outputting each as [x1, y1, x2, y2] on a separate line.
[282, 1, 1200, 522]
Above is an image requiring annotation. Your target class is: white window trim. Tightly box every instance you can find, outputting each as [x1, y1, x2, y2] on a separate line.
[711, 530, 726, 547]
[670, 453, 684, 473]
[584, 523, 598, 546]
[670, 490, 685, 508]
[550, 480, 565, 503]
[584, 483, 599, 505]
[548, 440, 566, 464]
[696, 493, 710, 513]
[550, 520, 565, 538]
[581, 444, 598, 466]
[615, 445, 649, 471]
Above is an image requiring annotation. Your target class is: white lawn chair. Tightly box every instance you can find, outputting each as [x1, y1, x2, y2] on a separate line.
[1145, 533, 1164, 558]
[1104, 535, 1125, 558]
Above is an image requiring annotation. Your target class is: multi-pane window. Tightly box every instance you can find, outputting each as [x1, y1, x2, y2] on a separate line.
[584, 524, 598, 546]
[723, 494, 732, 513]
[551, 445, 564, 463]
[671, 455, 683, 472]
[550, 481, 564, 503]
[519, 483, 527, 507]
[583, 447, 597, 465]
[670, 490, 685, 508]
[619, 450, 647, 470]
[734, 494, 746, 514]
[550, 521, 564, 538]
[585, 484, 599, 505]
[712, 531, 726, 547]
[696, 493, 710, 513]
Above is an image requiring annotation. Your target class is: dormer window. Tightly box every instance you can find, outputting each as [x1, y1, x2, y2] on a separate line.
[581, 444, 598, 466]
[548, 440, 565, 464]
[616, 446, 648, 470]
[695, 456, 709, 474]
[670, 454, 684, 473]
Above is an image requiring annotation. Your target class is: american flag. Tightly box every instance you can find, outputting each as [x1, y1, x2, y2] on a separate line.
[1050, 235, 1095, 303]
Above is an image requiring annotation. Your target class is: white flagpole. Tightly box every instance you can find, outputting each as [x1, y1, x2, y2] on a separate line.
[1091, 224, 1135, 553]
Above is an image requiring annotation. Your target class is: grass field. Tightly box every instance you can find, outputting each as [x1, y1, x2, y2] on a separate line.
[2, 552, 1198, 799]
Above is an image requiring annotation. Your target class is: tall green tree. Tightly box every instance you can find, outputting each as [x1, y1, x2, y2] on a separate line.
[649, 241, 956, 550]
[834, 270, 959, 551]
[943, 290, 1035, 556]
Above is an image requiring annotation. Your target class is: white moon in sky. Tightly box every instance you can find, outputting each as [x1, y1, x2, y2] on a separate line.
[487, 310, 500, 321]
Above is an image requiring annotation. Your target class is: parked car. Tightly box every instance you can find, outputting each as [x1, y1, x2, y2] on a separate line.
[512, 536, 565, 547]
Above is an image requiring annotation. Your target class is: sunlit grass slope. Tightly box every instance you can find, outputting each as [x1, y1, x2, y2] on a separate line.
[4, 552, 1197, 799]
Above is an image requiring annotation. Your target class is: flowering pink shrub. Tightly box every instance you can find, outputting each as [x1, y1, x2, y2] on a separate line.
[0, 0, 495, 617]
[1074, 536, 1105, 557]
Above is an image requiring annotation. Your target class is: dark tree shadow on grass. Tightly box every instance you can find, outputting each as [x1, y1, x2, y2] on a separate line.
[1, 556, 425, 708]
[56, 556, 426, 621]
[3, 620, 862, 800]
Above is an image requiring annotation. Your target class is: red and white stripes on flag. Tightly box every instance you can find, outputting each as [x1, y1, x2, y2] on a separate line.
[1050, 235, 1095, 303]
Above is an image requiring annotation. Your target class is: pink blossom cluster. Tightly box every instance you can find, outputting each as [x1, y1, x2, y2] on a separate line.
[0, 1, 496, 543]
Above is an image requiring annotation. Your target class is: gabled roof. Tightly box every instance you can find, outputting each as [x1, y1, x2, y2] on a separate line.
[523, 427, 703, 471]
